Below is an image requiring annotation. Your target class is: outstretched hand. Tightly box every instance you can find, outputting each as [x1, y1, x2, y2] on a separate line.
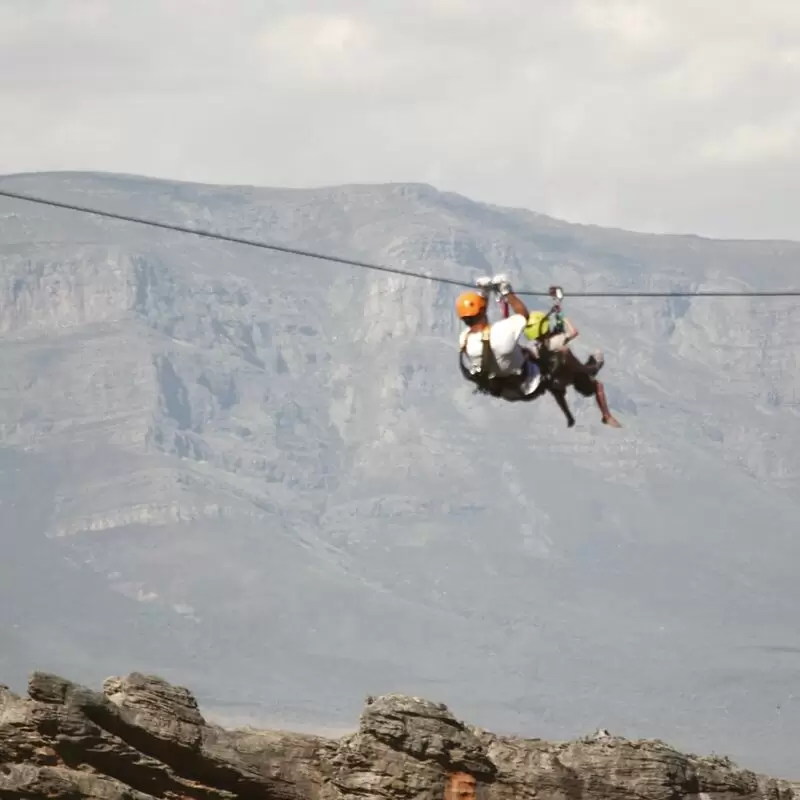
[489, 274, 512, 295]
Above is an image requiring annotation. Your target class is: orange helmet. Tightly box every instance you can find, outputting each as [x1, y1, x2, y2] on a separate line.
[455, 291, 487, 320]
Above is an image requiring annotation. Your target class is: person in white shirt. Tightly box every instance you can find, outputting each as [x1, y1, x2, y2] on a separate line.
[456, 275, 542, 400]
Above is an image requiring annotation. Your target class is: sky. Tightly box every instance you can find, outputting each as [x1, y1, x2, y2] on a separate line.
[1, 0, 800, 241]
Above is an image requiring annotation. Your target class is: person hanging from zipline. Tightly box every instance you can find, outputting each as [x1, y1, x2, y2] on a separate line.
[456, 275, 621, 428]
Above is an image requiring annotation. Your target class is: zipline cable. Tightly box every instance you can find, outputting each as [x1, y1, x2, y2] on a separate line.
[0, 188, 472, 289]
[1, 187, 799, 299]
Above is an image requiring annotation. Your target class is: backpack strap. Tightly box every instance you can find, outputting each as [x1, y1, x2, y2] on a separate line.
[459, 327, 504, 397]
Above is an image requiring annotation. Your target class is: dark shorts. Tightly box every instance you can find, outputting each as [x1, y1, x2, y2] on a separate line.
[573, 371, 596, 397]
[559, 349, 598, 397]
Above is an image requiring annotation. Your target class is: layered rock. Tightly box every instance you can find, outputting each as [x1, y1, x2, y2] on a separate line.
[1, 670, 796, 800]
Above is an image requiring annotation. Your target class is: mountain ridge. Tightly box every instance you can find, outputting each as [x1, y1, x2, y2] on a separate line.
[6, 168, 800, 246]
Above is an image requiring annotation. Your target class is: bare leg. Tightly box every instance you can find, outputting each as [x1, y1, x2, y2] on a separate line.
[549, 388, 576, 428]
[562, 349, 621, 428]
[594, 379, 621, 427]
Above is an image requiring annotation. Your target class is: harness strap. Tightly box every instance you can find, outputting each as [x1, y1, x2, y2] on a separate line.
[459, 326, 517, 397]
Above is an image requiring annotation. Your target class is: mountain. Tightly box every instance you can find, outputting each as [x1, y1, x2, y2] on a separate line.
[2, 668, 799, 798]
[0, 171, 798, 778]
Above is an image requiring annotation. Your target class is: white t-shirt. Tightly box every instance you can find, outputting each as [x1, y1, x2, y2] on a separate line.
[459, 314, 528, 375]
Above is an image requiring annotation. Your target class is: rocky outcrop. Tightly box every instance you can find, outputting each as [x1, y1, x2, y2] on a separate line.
[1, 671, 797, 800]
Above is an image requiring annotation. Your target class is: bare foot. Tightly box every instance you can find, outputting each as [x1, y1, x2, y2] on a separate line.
[602, 416, 622, 428]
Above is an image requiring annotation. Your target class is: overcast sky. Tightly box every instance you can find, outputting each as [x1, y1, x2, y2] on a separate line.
[1, 0, 799, 240]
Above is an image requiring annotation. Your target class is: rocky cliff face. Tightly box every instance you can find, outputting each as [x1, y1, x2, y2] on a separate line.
[1, 670, 797, 800]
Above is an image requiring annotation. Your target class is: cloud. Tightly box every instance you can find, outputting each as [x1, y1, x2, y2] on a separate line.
[1, 0, 800, 239]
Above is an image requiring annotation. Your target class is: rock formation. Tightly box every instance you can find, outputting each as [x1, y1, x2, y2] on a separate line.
[1, 670, 797, 800]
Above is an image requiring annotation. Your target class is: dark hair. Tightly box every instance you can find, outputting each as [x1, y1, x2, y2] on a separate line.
[461, 314, 484, 326]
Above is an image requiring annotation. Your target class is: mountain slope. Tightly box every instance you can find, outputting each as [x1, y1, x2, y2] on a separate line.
[0, 171, 798, 777]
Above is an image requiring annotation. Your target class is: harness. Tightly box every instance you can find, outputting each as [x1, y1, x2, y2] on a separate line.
[523, 293, 567, 378]
[459, 325, 525, 398]
[550, 308, 566, 335]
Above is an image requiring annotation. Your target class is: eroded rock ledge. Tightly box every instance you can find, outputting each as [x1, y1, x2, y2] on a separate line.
[0, 670, 797, 799]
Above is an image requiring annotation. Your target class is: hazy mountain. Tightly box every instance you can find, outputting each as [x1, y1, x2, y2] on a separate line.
[0, 171, 798, 777]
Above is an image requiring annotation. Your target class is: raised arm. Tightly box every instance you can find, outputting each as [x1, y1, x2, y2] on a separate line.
[493, 275, 529, 318]
[563, 316, 579, 343]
